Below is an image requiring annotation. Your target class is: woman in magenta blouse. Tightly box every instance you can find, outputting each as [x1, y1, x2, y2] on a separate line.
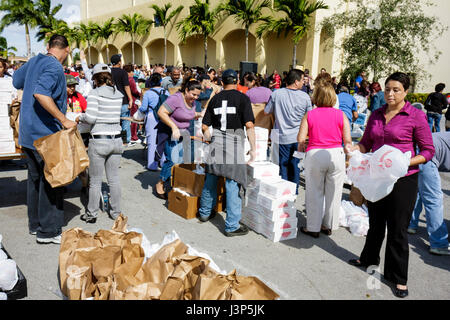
[348, 72, 435, 298]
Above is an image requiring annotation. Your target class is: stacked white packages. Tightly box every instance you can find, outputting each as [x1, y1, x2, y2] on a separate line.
[245, 127, 269, 162]
[242, 161, 298, 242]
[0, 78, 15, 154]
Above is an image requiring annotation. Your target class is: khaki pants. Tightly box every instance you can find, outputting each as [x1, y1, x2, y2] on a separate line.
[305, 147, 345, 232]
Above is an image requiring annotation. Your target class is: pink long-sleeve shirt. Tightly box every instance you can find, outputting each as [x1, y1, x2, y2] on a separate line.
[359, 101, 435, 176]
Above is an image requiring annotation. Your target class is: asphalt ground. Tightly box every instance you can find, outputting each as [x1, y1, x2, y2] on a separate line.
[0, 135, 449, 301]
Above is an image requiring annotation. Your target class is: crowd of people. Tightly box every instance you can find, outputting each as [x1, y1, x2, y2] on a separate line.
[6, 34, 450, 300]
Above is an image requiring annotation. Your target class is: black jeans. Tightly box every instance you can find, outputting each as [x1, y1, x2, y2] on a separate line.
[23, 147, 65, 238]
[359, 173, 418, 285]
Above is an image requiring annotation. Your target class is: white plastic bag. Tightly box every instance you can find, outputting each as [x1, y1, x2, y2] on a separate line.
[347, 145, 411, 202]
[0, 292, 7, 300]
[0, 259, 18, 291]
[340, 200, 369, 236]
[133, 109, 146, 121]
[0, 249, 7, 261]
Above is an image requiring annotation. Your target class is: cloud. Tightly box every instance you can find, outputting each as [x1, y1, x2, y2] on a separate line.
[1, 0, 80, 56]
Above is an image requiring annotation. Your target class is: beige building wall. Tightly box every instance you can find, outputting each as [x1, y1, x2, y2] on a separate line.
[80, 0, 448, 92]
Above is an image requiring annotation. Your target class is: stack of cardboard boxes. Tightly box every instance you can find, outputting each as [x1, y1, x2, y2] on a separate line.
[245, 127, 270, 162]
[243, 161, 298, 242]
[0, 78, 15, 154]
[168, 164, 225, 220]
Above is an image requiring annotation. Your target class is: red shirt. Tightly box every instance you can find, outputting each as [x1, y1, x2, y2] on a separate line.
[274, 74, 281, 89]
[67, 92, 87, 113]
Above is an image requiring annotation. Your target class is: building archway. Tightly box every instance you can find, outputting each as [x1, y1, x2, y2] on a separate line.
[263, 32, 308, 75]
[121, 42, 143, 65]
[179, 35, 216, 69]
[222, 29, 256, 70]
[146, 39, 175, 66]
[84, 47, 99, 65]
[317, 28, 334, 76]
[101, 44, 119, 64]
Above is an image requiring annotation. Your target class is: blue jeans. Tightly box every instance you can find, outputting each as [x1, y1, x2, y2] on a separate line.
[279, 143, 300, 192]
[427, 113, 441, 132]
[121, 104, 131, 143]
[23, 147, 65, 238]
[199, 173, 242, 233]
[159, 139, 184, 182]
[409, 161, 449, 249]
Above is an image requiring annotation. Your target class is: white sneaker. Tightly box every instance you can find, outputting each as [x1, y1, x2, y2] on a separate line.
[429, 247, 450, 256]
[128, 141, 137, 147]
[36, 235, 61, 245]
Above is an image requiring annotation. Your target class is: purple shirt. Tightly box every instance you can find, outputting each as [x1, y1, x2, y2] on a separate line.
[359, 101, 435, 176]
[246, 86, 273, 104]
[162, 91, 195, 130]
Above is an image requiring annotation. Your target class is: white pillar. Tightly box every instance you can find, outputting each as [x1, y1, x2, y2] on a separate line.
[310, 27, 321, 79]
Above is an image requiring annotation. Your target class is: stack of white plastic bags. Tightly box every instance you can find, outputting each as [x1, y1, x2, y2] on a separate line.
[0, 234, 19, 300]
[339, 200, 369, 237]
[346, 145, 411, 203]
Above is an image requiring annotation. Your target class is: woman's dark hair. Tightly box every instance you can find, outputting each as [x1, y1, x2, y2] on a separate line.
[92, 72, 115, 89]
[243, 72, 261, 87]
[370, 82, 382, 94]
[0, 59, 11, 77]
[435, 83, 445, 92]
[180, 74, 202, 93]
[123, 64, 134, 73]
[385, 72, 410, 91]
[357, 80, 370, 97]
[149, 73, 162, 88]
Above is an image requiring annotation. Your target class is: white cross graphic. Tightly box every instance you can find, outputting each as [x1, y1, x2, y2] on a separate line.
[214, 100, 236, 131]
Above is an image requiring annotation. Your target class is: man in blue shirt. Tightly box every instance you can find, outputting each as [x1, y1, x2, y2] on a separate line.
[13, 35, 76, 245]
[337, 86, 358, 124]
[354, 71, 366, 93]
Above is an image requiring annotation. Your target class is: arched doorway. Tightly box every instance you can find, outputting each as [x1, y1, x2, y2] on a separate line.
[101, 44, 119, 64]
[222, 29, 256, 70]
[179, 35, 216, 69]
[84, 47, 99, 65]
[146, 39, 175, 66]
[263, 32, 308, 75]
[121, 42, 143, 65]
[318, 29, 334, 75]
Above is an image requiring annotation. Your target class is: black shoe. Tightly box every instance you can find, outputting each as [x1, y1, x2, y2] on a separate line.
[80, 214, 97, 224]
[393, 287, 409, 298]
[321, 228, 332, 236]
[348, 259, 370, 268]
[300, 227, 319, 238]
[225, 225, 249, 237]
[198, 211, 217, 222]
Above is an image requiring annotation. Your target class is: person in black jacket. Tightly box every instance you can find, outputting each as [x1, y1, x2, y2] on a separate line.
[425, 83, 448, 132]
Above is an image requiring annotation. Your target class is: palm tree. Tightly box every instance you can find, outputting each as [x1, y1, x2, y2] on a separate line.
[95, 18, 117, 64]
[79, 21, 100, 65]
[150, 3, 184, 66]
[0, 0, 39, 59]
[176, 0, 220, 70]
[0, 36, 17, 58]
[115, 13, 152, 65]
[257, 0, 328, 68]
[218, 0, 271, 62]
[34, 0, 64, 42]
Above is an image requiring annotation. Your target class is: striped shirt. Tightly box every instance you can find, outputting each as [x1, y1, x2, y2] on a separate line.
[79, 85, 124, 135]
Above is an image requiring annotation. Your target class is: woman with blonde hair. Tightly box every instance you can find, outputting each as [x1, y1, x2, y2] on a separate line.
[298, 82, 352, 238]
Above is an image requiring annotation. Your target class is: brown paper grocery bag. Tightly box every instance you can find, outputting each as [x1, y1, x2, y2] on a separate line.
[230, 275, 279, 300]
[9, 102, 21, 149]
[252, 103, 274, 131]
[33, 126, 89, 188]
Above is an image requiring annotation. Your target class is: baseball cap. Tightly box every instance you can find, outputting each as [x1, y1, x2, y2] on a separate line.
[92, 63, 111, 76]
[222, 69, 238, 80]
[65, 74, 78, 86]
[111, 54, 122, 65]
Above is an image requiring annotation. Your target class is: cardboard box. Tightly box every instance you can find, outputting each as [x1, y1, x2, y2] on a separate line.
[215, 193, 226, 213]
[171, 164, 206, 197]
[262, 227, 298, 242]
[259, 179, 297, 198]
[254, 127, 269, 141]
[260, 205, 297, 222]
[0, 128, 13, 141]
[0, 115, 10, 129]
[260, 216, 298, 233]
[0, 103, 8, 117]
[168, 189, 199, 220]
[257, 192, 296, 211]
[0, 140, 15, 154]
[241, 217, 262, 234]
[247, 161, 280, 181]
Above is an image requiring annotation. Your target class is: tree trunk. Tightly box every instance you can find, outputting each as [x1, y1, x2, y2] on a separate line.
[106, 41, 110, 64]
[132, 35, 135, 65]
[204, 36, 208, 71]
[88, 41, 92, 65]
[25, 24, 31, 59]
[164, 28, 167, 66]
[292, 43, 297, 69]
[245, 27, 249, 62]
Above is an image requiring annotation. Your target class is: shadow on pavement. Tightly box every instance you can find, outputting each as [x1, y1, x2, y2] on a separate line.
[63, 200, 82, 227]
[0, 176, 27, 208]
[121, 146, 147, 168]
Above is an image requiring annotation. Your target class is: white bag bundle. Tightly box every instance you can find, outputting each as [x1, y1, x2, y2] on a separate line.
[0, 259, 18, 291]
[347, 145, 411, 202]
[0, 249, 7, 261]
[340, 200, 369, 236]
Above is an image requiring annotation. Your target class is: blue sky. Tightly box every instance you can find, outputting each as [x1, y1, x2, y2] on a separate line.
[1, 0, 80, 56]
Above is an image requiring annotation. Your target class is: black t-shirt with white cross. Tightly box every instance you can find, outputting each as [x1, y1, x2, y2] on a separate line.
[202, 89, 255, 131]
